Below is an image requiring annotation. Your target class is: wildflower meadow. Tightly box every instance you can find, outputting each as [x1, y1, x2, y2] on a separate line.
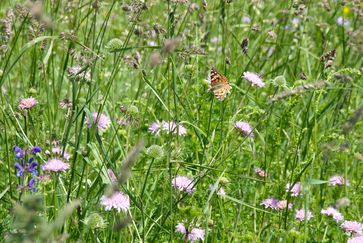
[0, 0, 363, 242]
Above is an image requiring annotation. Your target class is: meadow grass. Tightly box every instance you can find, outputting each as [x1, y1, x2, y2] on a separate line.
[0, 0, 362, 242]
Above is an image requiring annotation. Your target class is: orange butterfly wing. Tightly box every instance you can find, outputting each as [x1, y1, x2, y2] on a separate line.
[209, 67, 232, 101]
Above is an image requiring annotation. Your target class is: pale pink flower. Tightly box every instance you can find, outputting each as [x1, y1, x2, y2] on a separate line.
[329, 175, 349, 186]
[175, 223, 187, 234]
[260, 198, 278, 209]
[188, 228, 205, 242]
[255, 167, 267, 177]
[148, 121, 162, 134]
[234, 121, 254, 137]
[100, 191, 130, 212]
[19, 97, 38, 110]
[277, 200, 293, 210]
[243, 71, 265, 87]
[295, 209, 313, 221]
[42, 158, 70, 172]
[286, 182, 302, 197]
[51, 147, 71, 161]
[348, 235, 363, 243]
[162, 121, 187, 136]
[209, 184, 226, 198]
[321, 207, 344, 222]
[341, 221, 363, 234]
[85, 112, 111, 132]
[172, 176, 195, 193]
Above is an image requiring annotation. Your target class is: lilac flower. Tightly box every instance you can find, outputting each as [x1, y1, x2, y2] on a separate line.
[336, 16, 350, 27]
[175, 223, 205, 243]
[329, 175, 349, 186]
[286, 182, 302, 197]
[100, 191, 130, 212]
[321, 207, 344, 222]
[19, 97, 38, 110]
[28, 178, 37, 192]
[295, 209, 313, 221]
[42, 158, 70, 172]
[277, 200, 293, 210]
[341, 221, 363, 234]
[241, 16, 251, 24]
[13, 146, 24, 159]
[148, 121, 162, 135]
[242, 71, 265, 87]
[85, 112, 111, 132]
[255, 167, 267, 177]
[15, 158, 38, 177]
[234, 121, 254, 137]
[260, 198, 278, 209]
[348, 235, 363, 243]
[172, 176, 195, 193]
[209, 184, 226, 198]
[51, 147, 71, 161]
[162, 121, 187, 136]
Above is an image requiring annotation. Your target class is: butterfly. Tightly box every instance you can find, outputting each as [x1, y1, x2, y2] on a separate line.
[208, 67, 232, 101]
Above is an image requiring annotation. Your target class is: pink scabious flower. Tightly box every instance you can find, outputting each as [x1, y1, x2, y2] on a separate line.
[329, 175, 349, 186]
[348, 235, 363, 243]
[51, 147, 71, 161]
[100, 191, 130, 212]
[234, 121, 254, 137]
[321, 207, 344, 222]
[42, 158, 70, 172]
[341, 221, 363, 234]
[175, 223, 205, 243]
[277, 200, 293, 210]
[243, 71, 265, 87]
[172, 176, 195, 193]
[148, 121, 162, 134]
[260, 198, 278, 209]
[162, 121, 187, 136]
[255, 167, 267, 177]
[19, 97, 38, 110]
[295, 209, 313, 221]
[85, 112, 111, 132]
[286, 182, 302, 197]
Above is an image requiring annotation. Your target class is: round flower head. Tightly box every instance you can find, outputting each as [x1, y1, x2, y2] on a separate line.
[321, 207, 344, 222]
[175, 223, 187, 234]
[172, 176, 195, 193]
[348, 235, 363, 243]
[336, 16, 350, 27]
[341, 221, 363, 234]
[295, 209, 313, 221]
[260, 198, 278, 209]
[286, 182, 302, 197]
[277, 200, 293, 210]
[162, 121, 187, 136]
[148, 121, 162, 135]
[241, 16, 251, 24]
[42, 158, 70, 172]
[243, 72, 265, 87]
[188, 228, 205, 242]
[19, 97, 38, 110]
[85, 112, 111, 132]
[234, 121, 254, 137]
[255, 167, 267, 177]
[100, 191, 130, 212]
[52, 147, 71, 161]
[328, 175, 349, 186]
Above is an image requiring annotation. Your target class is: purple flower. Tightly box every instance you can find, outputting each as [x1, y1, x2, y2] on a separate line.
[148, 121, 162, 135]
[172, 176, 195, 193]
[100, 191, 130, 212]
[241, 16, 251, 24]
[336, 16, 350, 27]
[51, 147, 71, 161]
[341, 221, 363, 234]
[295, 209, 313, 221]
[31, 146, 42, 154]
[277, 200, 293, 210]
[85, 112, 111, 132]
[329, 175, 349, 186]
[348, 235, 363, 243]
[234, 121, 254, 137]
[321, 207, 344, 222]
[15, 158, 38, 177]
[162, 121, 187, 136]
[42, 158, 70, 172]
[286, 182, 302, 197]
[243, 71, 265, 87]
[19, 97, 38, 110]
[13, 146, 24, 159]
[260, 198, 279, 209]
[28, 178, 37, 192]
[255, 167, 267, 177]
[175, 223, 205, 243]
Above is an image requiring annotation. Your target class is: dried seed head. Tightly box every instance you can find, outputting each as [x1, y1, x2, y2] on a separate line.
[149, 52, 163, 67]
[162, 37, 182, 53]
[300, 72, 307, 80]
[225, 57, 231, 65]
[188, 3, 200, 12]
[240, 38, 249, 54]
[153, 23, 165, 34]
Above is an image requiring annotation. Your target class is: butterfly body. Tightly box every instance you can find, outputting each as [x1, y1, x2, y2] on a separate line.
[209, 67, 232, 101]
